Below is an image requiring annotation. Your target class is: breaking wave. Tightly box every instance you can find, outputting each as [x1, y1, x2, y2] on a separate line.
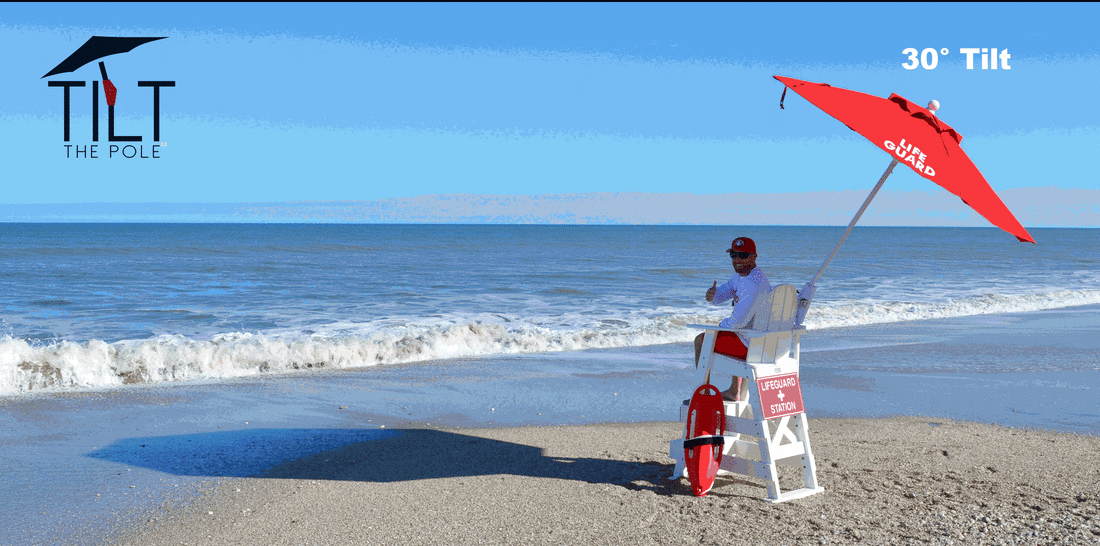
[803, 288, 1100, 330]
[3, 288, 1099, 395]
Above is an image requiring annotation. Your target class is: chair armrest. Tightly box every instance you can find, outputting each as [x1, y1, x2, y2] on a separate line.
[687, 324, 741, 332]
[739, 327, 807, 337]
[687, 324, 807, 336]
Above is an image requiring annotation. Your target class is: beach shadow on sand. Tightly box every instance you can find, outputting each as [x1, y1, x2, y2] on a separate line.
[85, 427, 685, 494]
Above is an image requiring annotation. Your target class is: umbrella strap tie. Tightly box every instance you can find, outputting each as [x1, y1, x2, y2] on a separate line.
[780, 87, 788, 109]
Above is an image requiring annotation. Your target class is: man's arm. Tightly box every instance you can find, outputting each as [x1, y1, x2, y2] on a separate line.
[710, 278, 736, 305]
[719, 275, 766, 329]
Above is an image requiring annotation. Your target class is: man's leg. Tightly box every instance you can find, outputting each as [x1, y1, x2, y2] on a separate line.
[697, 331, 743, 398]
[722, 377, 742, 401]
[694, 333, 705, 368]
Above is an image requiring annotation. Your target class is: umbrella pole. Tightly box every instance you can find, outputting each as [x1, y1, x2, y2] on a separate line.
[795, 158, 899, 326]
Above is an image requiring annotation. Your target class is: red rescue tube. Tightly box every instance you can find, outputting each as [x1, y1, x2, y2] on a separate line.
[684, 383, 726, 496]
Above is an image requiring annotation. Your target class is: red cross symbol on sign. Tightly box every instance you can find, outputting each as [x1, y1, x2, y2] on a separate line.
[756, 372, 805, 420]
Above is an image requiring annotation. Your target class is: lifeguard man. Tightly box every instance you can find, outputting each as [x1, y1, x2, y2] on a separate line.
[693, 237, 771, 400]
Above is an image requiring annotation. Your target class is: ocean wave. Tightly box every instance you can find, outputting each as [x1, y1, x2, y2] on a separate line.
[0, 319, 700, 396]
[803, 288, 1100, 330]
[2, 288, 1098, 395]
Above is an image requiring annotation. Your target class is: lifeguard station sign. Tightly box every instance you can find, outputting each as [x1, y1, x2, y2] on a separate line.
[757, 373, 805, 420]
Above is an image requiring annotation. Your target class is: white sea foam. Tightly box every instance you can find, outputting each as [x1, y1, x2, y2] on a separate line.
[3, 288, 1098, 395]
[803, 288, 1100, 330]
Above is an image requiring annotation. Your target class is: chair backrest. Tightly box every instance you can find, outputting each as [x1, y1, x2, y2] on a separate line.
[754, 284, 799, 332]
[739, 284, 800, 366]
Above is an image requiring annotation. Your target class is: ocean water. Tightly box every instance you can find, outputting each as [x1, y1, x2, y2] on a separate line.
[2, 224, 1097, 395]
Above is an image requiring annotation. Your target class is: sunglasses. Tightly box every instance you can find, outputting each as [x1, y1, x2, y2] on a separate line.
[728, 251, 752, 259]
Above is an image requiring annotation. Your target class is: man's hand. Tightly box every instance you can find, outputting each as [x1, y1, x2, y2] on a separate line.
[705, 280, 717, 302]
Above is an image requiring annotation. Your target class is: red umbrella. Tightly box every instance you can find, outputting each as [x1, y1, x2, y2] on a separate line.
[772, 75, 1036, 324]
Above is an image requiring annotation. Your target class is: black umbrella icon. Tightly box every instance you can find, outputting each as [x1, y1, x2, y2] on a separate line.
[43, 36, 167, 142]
[42, 36, 166, 79]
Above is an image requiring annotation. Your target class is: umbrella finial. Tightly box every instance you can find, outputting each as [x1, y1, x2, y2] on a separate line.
[927, 100, 940, 115]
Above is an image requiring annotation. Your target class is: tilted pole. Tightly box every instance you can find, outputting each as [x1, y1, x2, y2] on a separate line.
[794, 158, 900, 326]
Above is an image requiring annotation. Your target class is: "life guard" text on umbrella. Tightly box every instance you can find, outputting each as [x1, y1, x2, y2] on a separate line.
[883, 138, 935, 176]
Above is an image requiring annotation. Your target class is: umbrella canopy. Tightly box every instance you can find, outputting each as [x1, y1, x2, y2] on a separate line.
[774, 75, 1037, 326]
[774, 75, 1034, 244]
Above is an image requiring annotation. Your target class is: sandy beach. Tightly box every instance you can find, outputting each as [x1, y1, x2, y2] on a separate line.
[109, 417, 1100, 546]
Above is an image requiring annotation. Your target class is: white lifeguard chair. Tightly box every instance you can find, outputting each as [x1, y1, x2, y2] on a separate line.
[670, 283, 825, 503]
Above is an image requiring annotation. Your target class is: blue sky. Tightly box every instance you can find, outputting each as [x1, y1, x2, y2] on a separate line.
[1, 2, 1097, 211]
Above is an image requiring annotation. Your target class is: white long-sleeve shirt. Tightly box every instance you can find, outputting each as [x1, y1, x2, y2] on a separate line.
[711, 266, 771, 335]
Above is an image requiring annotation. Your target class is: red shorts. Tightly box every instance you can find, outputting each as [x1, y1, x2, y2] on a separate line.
[714, 331, 748, 360]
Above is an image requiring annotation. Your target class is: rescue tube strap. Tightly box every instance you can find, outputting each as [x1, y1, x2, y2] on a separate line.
[684, 435, 726, 449]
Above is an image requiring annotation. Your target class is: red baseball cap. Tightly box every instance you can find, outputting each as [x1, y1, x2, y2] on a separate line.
[726, 237, 757, 254]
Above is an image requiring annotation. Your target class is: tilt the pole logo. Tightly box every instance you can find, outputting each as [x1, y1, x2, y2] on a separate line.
[42, 36, 175, 159]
